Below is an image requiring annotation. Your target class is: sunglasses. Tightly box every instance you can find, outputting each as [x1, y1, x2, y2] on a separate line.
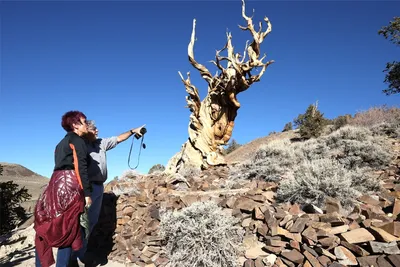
[77, 119, 88, 125]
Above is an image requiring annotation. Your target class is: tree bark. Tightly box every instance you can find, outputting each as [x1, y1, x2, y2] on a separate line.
[166, 0, 274, 173]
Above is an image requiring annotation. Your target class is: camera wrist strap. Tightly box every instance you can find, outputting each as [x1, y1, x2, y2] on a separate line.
[128, 135, 145, 170]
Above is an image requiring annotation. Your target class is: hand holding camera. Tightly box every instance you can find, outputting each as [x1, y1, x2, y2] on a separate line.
[135, 127, 147, 139]
[130, 124, 147, 139]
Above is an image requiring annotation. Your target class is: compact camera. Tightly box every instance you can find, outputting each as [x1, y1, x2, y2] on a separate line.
[134, 127, 147, 139]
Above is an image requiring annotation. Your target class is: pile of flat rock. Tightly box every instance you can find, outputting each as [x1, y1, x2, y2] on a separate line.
[92, 154, 400, 267]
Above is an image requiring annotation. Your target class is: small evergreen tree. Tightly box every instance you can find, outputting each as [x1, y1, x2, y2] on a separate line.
[224, 139, 242, 154]
[378, 17, 400, 95]
[293, 102, 327, 139]
[0, 164, 32, 235]
[282, 122, 293, 132]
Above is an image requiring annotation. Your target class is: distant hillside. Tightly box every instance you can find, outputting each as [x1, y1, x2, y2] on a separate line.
[225, 130, 300, 164]
[0, 162, 49, 213]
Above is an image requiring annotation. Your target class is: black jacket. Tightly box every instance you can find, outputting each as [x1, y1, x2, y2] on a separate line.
[54, 132, 92, 196]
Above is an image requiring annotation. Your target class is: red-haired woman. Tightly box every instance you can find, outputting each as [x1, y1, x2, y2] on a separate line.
[34, 110, 93, 267]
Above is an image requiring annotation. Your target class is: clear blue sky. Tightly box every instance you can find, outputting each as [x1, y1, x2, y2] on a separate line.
[1, 0, 399, 182]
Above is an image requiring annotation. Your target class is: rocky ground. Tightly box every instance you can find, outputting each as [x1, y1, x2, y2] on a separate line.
[0, 223, 126, 267]
[90, 138, 400, 266]
[1, 133, 400, 267]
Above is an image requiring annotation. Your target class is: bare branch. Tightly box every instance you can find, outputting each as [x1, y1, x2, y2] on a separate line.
[248, 59, 274, 84]
[188, 19, 213, 85]
[239, 0, 272, 68]
[209, 46, 227, 72]
[239, 0, 257, 39]
[178, 71, 201, 117]
[225, 32, 242, 75]
[239, 40, 249, 64]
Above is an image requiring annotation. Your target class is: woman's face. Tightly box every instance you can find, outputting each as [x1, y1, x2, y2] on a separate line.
[74, 117, 88, 136]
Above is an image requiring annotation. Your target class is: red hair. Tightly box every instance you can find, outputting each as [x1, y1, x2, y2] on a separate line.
[61, 110, 87, 132]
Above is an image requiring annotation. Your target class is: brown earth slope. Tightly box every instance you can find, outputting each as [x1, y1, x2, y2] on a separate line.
[0, 162, 49, 213]
[225, 129, 300, 164]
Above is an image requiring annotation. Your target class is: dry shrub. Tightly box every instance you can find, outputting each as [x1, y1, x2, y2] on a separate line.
[119, 169, 140, 180]
[233, 125, 393, 208]
[148, 164, 166, 174]
[323, 126, 392, 170]
[178, 164, 201, 179]
[349, 105, 400, 127]
[235, 126, 392, 180]
[370, 122, 400, 138]
[229, 140, 299, 182]
[277, 159, 380, 208]
[110, 170, 141, 196]
[159, 201, 244, 267]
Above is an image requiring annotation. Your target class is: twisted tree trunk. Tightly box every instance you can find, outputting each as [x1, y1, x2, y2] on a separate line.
[166, 0, 274, 173]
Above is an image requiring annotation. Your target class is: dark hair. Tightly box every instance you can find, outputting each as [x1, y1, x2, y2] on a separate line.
[61, 110, 87, 132]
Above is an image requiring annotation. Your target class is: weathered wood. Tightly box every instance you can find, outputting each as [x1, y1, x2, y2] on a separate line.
[166, 0, 274, 173]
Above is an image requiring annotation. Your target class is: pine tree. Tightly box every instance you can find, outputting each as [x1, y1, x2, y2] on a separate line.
[0, 165, 32, 235]
[293, 102, 327, 139]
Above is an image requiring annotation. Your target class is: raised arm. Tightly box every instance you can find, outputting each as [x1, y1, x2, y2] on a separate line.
[117, 124, 146, 143]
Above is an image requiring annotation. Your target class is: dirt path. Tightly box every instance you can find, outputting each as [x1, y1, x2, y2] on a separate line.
[0, 224, 126, 267]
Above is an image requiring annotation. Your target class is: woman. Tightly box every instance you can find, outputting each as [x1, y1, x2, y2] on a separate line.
[34, 110, 92, 267]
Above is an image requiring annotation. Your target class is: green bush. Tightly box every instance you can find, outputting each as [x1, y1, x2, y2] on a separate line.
[0, 165, 32, 235]
[332, 114, 352, 130]
[293, 103, 328, 139]
[159, 201, 244, 267]
[282, 122, 293, 132]
[223, 139, 242, 155]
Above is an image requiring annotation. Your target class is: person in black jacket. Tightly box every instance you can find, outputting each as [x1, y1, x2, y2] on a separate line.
[34, 110, 92, 267]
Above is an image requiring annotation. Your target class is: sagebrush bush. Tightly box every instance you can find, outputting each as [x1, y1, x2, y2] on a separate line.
[293, 138, 329, 161]
[277, 159, 380, 208]
[148, 164, 165, 174]
[159, 201, 244, 267]
[178, 164, 201, 179]
[324, 126, 392, 170]
[232, 125, 393, 207]
[118, 169, 140, 180]
[231, 140, 299, 182]
[236, 126, 392, 181]
[370, 122, 400, 138]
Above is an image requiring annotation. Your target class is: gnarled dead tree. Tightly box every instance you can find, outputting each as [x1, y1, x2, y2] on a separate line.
[166, 0, 274, 173]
